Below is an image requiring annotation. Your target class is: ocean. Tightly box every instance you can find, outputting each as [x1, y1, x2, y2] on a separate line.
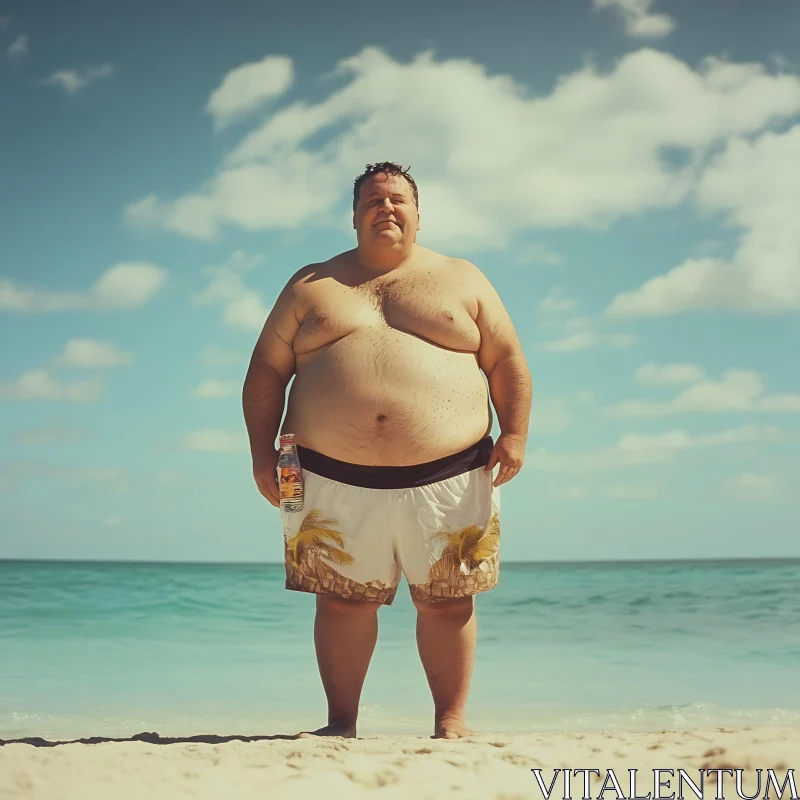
[2, 558, 799, 740]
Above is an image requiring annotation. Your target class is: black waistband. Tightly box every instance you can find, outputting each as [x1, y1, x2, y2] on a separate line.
[295, 436, 494, 489]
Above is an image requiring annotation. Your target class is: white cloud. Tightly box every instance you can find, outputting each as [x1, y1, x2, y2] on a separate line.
[206, 54, 293, 131]
[0, 369, 103, 402]
[689, 238, 724, 257]
[7, 33, 28, 60]
[52, 339, 135, 369]
[616, 424, 785, 453]
[609, 370, 800, 416]
[527, 423, 786, 472]
[770, 52, 799, 74]
[531, 398, 573, 436]
[125, 47, 800, 247]
[0, 262, 167, 312]
[731, 472, 777, 501]
[537, 316, 634, 352]
[606, 483, 661, 499]
[593, 0, 675, 39]
[512, 242, 564, 266]
[636, 363, 706, 386]
[125, 193, 219, 241]
[198, 346, 245, 367]
[12, 425, 89, 446]
[91, 263, 167, 307]
[530, 391, 595, 437]
[539, 288, 575, 313]
[733, 472, 774, 489]
[537, 331, 595, 352]
[546, 332, 634, 351]
[124, 194, 160, 226]
[607, 125, 800, 317]
[0, 462, 128, 494]
[182, 429, 248, 453]
[42, 64, 114, 94]
[191, 379, 239, 398]
[192, 251, 269, 331]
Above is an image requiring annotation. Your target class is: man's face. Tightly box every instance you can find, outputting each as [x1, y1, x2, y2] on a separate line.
[353, 173, 419, 244]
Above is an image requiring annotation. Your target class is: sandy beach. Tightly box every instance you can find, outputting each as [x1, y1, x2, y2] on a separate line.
[1, 726, 797, 800]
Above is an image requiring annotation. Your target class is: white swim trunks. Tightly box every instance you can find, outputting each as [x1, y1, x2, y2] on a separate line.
[281, 437, 500, 605]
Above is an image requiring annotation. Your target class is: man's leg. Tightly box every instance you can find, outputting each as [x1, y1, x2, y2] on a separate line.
[413, 595, 477, 739]
[297, 594, 380, 738]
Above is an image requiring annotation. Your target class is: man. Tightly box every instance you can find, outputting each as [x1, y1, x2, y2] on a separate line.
[242, 162, 532, 740]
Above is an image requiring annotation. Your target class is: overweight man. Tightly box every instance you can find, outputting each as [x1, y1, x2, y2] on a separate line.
[242, 162, 532, 739]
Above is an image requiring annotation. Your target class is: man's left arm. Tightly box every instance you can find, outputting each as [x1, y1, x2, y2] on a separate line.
[468, 262, 533, 487]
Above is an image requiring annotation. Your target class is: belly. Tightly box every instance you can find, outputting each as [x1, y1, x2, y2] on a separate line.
[282, 328, 491, 465]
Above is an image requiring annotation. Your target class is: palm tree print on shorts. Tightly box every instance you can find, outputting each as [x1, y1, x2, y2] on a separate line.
[285, 509, 397, 604]
[409, 512, 500, 603]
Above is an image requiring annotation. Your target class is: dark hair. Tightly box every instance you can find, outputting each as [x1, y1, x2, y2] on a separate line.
[352, 162, 419, 213]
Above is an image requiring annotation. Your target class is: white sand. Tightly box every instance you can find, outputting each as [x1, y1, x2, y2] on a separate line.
[1, 727, 796, 799]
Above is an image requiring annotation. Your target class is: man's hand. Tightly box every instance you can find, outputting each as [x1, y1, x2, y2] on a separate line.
[484, 434, 525, 487]
[253, 448, 280, 508]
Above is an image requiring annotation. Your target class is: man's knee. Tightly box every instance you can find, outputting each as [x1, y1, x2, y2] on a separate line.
[413, 595, 474, 620]
[316, 594, 382, 615]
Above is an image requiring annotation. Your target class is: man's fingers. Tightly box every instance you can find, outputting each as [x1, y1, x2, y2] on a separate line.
[493, 464, 510, 487]
[494, 462, 524, 486]
[260, 484, 278, 507]
[268, 478, 280, 507]
[484, 450, 499, 474]
[257, 474, 280, 507]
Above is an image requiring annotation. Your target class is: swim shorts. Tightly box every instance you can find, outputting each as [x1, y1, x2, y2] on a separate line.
[281, 436, 500, 605]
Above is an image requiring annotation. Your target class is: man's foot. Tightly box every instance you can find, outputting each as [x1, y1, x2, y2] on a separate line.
[294, 722, 357, 739]
[433, 714, 474, 739]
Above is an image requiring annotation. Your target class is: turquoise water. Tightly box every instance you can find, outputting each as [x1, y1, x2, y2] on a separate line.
[2, 558, 799, 739]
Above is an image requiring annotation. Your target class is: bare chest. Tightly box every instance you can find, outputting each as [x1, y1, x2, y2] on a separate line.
[294, 269, 480, 356]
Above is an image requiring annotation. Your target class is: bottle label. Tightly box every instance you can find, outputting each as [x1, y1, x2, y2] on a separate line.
[279, 433, 297, 454]
[279, 465, 303, 505]
[277, 433, 303, 511]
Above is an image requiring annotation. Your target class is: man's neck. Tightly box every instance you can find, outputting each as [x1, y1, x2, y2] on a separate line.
[354, 243, 416, 273]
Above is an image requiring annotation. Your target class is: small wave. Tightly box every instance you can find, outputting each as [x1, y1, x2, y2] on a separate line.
[507, 596, 559, 608]
[744, 587, 783, 598]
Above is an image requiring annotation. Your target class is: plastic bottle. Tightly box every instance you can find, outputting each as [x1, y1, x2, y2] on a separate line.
[277, 433, 304, 512]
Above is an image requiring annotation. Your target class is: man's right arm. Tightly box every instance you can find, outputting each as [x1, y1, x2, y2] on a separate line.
[242, 274, 302, 507]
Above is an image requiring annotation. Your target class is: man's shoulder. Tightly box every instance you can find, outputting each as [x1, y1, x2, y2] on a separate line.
[441, 254, 490, 287]
[284, 251, 352, 290]
[416, 247, 481, 276]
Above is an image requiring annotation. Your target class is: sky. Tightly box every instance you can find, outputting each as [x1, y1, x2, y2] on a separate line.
[1, 0, 799, 563]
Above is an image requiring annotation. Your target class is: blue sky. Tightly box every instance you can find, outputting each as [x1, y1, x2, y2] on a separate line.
[1, 0, 799, 563]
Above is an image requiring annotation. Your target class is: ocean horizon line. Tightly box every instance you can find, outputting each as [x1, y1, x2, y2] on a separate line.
[1, 555, 798, 567]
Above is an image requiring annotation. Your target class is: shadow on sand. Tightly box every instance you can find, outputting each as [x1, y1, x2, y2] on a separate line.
[0, 731, 300, 747]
